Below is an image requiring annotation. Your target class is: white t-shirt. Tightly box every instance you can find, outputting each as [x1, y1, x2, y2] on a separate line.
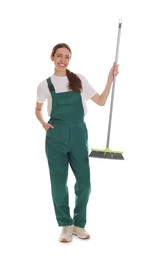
[36, 74, 97, 116]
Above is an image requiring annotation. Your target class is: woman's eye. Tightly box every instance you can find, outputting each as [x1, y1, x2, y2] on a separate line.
[56, 54, 70, 60]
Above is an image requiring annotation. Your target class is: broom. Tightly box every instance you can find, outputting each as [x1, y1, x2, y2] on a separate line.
[89, 19, 124, 160]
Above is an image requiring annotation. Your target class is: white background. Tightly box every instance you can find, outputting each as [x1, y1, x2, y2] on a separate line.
[0, 0, 162, 259]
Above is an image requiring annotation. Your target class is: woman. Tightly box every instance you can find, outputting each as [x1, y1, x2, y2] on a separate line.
[35, 43, 119, 242]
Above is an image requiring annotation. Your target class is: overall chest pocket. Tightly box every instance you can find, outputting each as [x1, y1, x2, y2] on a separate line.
[55, 91, 80, 106]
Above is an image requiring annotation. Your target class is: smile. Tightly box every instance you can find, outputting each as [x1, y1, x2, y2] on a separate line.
[58, 63, 66, 67]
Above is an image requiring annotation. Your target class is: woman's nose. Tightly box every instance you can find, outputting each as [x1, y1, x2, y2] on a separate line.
[60, 56, 66, 63]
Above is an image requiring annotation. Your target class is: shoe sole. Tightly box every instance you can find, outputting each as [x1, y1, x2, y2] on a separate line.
[59, 238, 72, 243]
[72, 233, 90, 239]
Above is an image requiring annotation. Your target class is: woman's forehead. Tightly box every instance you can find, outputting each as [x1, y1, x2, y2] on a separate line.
[55, 47, 71, 55]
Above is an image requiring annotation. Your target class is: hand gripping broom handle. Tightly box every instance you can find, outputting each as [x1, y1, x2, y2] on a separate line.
[106, 19, 122, 148]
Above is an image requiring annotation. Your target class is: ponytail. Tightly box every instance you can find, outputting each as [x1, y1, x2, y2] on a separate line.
[66, 69, 82, 93]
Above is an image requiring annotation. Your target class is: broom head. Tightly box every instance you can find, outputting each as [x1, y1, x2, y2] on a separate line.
[89, 147, 124, 160]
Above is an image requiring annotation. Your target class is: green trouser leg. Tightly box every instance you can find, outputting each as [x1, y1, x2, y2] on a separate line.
[69, 154, 91, 228]
[46, 127, 73, 226]
[69, 123, 91, 228]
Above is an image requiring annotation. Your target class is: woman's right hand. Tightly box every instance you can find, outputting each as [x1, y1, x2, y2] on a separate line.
[42, 123, 54, 131]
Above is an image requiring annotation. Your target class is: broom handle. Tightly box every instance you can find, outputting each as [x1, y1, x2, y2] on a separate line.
[106, 19, 122, 148]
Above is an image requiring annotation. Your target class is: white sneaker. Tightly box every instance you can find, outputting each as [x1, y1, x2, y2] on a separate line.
[73, 226, 90, 239]
[59, 226, 73, 242]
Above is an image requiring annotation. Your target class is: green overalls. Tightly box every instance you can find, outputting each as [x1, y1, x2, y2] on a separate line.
[45, 77, 91, 228]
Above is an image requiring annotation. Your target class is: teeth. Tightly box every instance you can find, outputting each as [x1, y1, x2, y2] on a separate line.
[59, 64, 65, 67]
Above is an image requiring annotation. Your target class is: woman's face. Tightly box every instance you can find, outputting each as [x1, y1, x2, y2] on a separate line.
[51, 47, 71, 73]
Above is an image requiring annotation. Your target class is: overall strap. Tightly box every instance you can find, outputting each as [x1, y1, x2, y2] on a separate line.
[46, 77, 55, 92]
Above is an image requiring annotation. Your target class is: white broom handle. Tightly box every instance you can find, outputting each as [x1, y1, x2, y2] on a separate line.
[106, 19, 122, 148]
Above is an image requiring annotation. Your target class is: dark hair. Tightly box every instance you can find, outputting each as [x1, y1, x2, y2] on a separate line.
[51, 43, 82, 93]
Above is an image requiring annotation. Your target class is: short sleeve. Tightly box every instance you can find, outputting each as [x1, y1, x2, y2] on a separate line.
[36, 80, 51, 103]
[78, 74, 97, 100]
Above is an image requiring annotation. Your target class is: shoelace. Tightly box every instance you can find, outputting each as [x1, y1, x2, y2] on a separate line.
[76, 227, 85, 232]
[62, 226, 72, 234]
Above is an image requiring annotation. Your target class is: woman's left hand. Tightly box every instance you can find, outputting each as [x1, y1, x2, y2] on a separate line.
[108, 62, 119, 81]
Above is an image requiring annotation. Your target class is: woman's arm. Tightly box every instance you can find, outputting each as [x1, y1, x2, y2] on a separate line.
[91, 63, 119, 106]
[35, 102, 54, 131]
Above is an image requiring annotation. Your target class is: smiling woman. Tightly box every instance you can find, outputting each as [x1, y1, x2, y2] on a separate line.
[35, 42, 119, 243]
